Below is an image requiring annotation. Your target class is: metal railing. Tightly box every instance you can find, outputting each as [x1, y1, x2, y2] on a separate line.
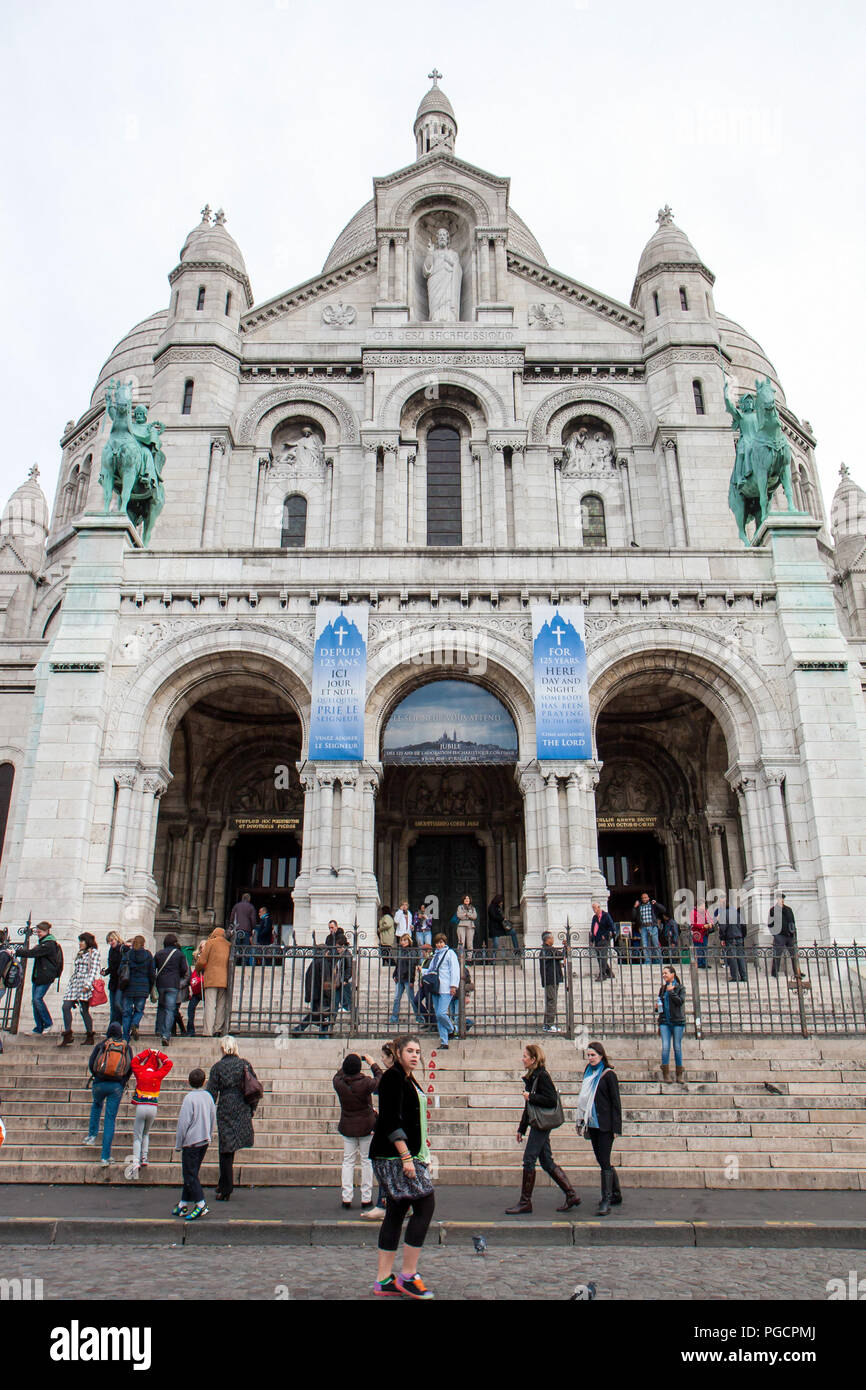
[225, 936, 866, 1039]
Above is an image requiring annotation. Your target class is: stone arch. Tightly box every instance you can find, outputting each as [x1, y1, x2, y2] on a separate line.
[365, 632, 536, 763]
[403, 395, 487, 440]
[588, 634, 777, 764]
[105, 624, 313, 767]
[528, 385, 651, 446]
[393, 183, 493, 227]
[380, 369, 508, 431]
[237, 385, 360, 446]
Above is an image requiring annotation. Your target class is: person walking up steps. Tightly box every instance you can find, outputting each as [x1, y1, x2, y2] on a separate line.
[126, 1047, 173, 1180]
[422, 934, 459, 1050]
[369, 1034, 436, 1299]
[576, 1041, 622, 1216]
[58, 933, 101, 1048]
[83, 1022, 133, 1165]
[506, 1042, 580, 1215]
[173, 1067, 216, 1222]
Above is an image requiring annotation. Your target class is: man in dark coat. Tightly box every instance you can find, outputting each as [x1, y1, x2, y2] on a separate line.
[17, 920, 63, 1034]
[769, 895, 801, 979]
[293, 944, 335, 1035]
[539, 931, 564, 1033]
[715, 897, 747, 983]
[228, 893, 256, 946]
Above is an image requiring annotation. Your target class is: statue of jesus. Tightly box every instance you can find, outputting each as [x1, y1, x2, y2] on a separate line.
[423, 227, 462, 321]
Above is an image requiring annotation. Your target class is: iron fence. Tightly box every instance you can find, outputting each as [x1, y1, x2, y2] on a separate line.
[225, 937, 866, 1039]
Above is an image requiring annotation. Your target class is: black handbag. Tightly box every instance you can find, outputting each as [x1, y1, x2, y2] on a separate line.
[526, 1072, 564, 1131]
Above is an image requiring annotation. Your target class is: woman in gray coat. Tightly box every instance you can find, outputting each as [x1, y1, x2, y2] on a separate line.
[206, 1034, 257, 1201]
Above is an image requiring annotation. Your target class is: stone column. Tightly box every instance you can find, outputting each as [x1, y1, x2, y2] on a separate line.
[406, 450, 416, 543]
[382, 443, 399, 541]
[518, 769, 542, 879]
[316, 771, 336, 873]
[513, 371, 523, 423]
[491, 445, 508, 546]
[724, 817, 745, 888]
[134, 776, 167, 887]
[543, 771, 563, 873]
[361, 447, 378, 547]
[394, 231, 408, 302]
[709, 823, 727, 896]
[510, 445, 526, 542]
[738, 776, 767, 875]
[377, 236, 390, 301]
[339, 772, 357, 875]
[762, 769, 794, 873]
[299, 771, 317, 875]
[107, 771, 138, 874]
[662, 437, 688, 548]
[361, 766, 380, 883]
[477, 234, 491, 302]
[618, 457, 635, 545]
[733, 789, 752, 876]
[553, 457, 563, 545]
[493, 234, 507, 301]
[364, 371, 374, 422]
[416, 438, 427, 544]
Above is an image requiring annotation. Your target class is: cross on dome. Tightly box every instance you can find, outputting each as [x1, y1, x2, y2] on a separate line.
[657, 204, 675, 227]
[200, 203, 212, 223]
[428, 67, 442, 85]
[214, 208, 226, 226]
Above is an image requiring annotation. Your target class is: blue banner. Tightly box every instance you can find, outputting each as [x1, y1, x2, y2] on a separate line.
[308, 602, 368, 761]
[532, 604, 591, 760]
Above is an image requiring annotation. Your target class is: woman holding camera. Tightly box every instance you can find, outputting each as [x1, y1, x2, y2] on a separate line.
[505, 1042, 580, 1215]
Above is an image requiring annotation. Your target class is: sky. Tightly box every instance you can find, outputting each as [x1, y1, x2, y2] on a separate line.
[1, 0, 864, 521]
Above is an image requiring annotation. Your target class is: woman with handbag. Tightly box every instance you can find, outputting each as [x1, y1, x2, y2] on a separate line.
[153, 933, 190, 1046]
[369, 1033, 436, 1299]
[505, 1042, 580, 1215]
[57, 933, 101, 1048]
[575, 1041, 622, 1216]
[206, 1034, 259, 1201]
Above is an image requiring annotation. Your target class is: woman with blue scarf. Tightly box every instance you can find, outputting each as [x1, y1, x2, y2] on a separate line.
[575, 1041, 622, 1215]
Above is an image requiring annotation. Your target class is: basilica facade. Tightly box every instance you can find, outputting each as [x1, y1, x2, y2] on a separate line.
[2, 76, 866, 958]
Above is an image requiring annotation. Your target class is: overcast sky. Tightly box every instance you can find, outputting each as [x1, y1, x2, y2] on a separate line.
[1, 0, 863, 522]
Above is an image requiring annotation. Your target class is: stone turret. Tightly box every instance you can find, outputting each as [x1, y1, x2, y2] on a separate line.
[832, 464, 866, 570]
[0, 465, 48, 636]
[414, 70, 457, 158]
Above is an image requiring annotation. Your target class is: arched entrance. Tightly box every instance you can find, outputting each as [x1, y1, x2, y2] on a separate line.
[594, 672, 744, 923]
[152, 675, 304, 941]
[376, 678, 524, 943]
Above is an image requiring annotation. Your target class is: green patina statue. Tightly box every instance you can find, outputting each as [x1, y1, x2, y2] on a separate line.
[725, 374, 795, 544]
[98, 380, 165, 545]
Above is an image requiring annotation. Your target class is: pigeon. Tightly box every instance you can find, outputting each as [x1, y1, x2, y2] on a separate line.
[570, 1282, 597, 1301]
[472, 1235, 487, 1256]
[764, 1081, 784, 1095]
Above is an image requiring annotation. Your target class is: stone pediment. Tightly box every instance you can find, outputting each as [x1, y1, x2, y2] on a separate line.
[241, 257, 377, 335]
[510, 256, 643, 335]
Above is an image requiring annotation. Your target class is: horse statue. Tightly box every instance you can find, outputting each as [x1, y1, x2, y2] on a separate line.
[726, 374, 795, 544]
[98, 380, 165, 545]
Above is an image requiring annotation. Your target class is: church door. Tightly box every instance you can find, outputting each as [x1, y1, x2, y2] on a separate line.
[409, 834, 486, 944]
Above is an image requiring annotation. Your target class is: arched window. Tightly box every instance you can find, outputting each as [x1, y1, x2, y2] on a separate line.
[692, 379, 706, 415]
[679, 286, 689, 311]
[181, 379, 194, 415]
[426, 425, 462, 545]
[0, 762, 13, 868]
[196, 286, 206, 311]
[77, 454, 92, 512]
[63, 466, 79, 523]
[581, 494, 606, 547]
[225, 291, 232, 316]
[652, 291, 660, 316]
[281, 494, 307, 548]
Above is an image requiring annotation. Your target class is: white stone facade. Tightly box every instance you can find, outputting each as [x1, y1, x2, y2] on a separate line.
[2, 81, 866, 968]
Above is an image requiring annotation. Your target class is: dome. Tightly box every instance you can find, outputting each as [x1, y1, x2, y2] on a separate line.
[322, 201, 547, 273]
[90, 309, 169, 409]
[636, 210, 706, 281]
[179, 208, 248, 278]
[717, 313, 785, 404]
[1, 466, 49, 545]
[832, 466, 866, 547]
[415, 81, 456, 127]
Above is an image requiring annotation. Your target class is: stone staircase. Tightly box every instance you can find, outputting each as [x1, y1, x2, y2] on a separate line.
[0, 1033, 864, 1189]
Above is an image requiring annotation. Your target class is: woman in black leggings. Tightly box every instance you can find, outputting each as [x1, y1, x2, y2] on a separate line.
[369, 1033, 435, 1299]
[576, 1041, 622, 1215]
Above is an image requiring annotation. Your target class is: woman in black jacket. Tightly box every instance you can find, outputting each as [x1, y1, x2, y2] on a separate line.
[153, 933, 190, 1046]
[505, 1042, 580, 1215]
[658, 965, 687, 1083]
[120, 937, 155, 1042]
[103, 932, 125, 1027]
[206, 1034, 258, 1201]
[369, 1033, 435, 1299]
[576, 1041, 622, 1215]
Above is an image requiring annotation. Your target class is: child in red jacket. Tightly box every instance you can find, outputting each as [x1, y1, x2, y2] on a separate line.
[126, 1048, 173, 1179]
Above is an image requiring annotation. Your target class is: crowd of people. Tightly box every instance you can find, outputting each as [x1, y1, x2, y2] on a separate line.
[377, 894, 521, 959]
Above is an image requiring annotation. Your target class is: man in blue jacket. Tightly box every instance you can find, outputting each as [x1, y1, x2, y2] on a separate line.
[423, 934, 460, 1049]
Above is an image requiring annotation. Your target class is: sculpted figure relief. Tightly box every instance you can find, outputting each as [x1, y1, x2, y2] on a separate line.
[423, 227, 462, 321]
[278, 427, 324, 472]
[562, 423, 615, 475]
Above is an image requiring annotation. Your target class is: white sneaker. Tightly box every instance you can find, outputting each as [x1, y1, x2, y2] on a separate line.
[360, 1206, 386, 1220]
[82, 1135, 97, 1146]
[100, 1158, 110, 1167]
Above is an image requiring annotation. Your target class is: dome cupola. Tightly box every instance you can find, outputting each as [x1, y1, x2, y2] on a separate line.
[414, 69, 457, 158]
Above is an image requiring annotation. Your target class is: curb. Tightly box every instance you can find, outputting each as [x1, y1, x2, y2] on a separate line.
[0, 1217, 864, 1249]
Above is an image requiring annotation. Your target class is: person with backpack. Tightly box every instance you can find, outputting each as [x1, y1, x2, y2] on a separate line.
[57, 933, 101, 1048]
[120, 936, 156, 1041]
[174, 1067, 217, 1222]
[83, 1021, 133, 1165]
[422, 934, 460, 1050]
[17, 920, 63, 1035]
[206, 1034, 260, 1201]
[153, 933, 190, 1046]
[505, 1041, 580, 1215]
[126, 1047, 174, 1179]
[575, 1041, 622, 1216]
[333, 1052, 383, 1209]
